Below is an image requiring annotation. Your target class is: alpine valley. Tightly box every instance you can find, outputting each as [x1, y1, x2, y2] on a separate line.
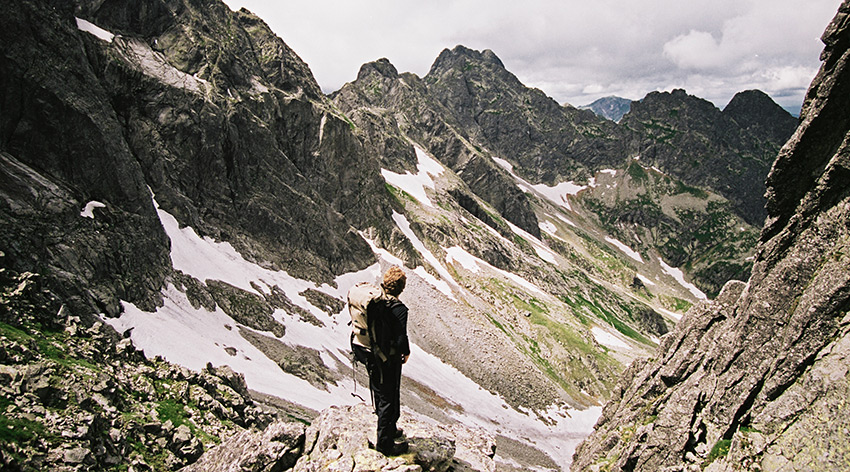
[1, 0, 846, 471]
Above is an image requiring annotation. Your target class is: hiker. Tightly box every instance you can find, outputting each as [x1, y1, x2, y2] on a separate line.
[349, 266, 411, 456]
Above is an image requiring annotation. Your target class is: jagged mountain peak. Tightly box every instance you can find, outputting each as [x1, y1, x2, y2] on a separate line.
[622, 87, 782, 226]
[430, 45, 506, 72]
[356, 57, 400, 81]
[723, 89, 799, 146]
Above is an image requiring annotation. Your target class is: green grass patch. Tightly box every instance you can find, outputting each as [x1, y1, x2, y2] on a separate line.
[156, 399, 189, 428]
[703, 439, 732, 468]
[561, 294, 651, 345]
[627, 161, 648, 183]
[673, 181, 709, 198]
[0, 414, 46, 443]
[485, 313, 509, 336]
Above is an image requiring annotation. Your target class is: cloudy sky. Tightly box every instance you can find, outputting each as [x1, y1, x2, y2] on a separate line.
[222, 0, 842, 113]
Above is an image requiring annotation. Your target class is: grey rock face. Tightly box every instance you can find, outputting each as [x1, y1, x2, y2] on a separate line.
[333, 55, 543, 240]
[180, 421, 306, 472]
[571, 2, 850, 470]
[723, 90, 799, 147]
[293, 403, 496, 472]
[1, 0, 395, 322]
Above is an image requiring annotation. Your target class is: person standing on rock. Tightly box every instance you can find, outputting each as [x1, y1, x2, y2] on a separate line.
[350, 266, 411, 456]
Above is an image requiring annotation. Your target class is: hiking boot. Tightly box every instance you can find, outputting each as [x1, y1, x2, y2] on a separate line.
[376, 440, 408, 456]
[392, 427, 405, 440]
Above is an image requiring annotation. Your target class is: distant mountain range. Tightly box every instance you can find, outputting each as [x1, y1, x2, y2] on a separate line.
[580, 96, 633, 122]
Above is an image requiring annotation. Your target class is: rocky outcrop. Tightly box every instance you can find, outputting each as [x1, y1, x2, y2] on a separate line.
[182, 403, 497, 472]
[571, 2, 850, 470]
[0, 265, 273, 471]
[180, 421, 306, 472]
[294, 403, 495, 472]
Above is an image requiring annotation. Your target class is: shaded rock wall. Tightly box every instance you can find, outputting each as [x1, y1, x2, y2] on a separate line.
[0, 0, 396, 319]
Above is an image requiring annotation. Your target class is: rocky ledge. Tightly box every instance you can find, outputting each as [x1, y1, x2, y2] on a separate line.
[185, 402, 497, 472]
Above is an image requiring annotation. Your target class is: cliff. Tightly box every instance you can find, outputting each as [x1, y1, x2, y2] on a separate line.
[571, 2, 850, 470]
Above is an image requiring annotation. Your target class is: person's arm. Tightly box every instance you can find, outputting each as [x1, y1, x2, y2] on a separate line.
[392, 303, 410, 358]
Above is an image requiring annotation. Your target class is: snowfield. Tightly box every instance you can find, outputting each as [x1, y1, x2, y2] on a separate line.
[659, 257, 707, 300]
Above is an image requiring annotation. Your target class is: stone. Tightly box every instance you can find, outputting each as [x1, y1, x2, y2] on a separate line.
[180, 421, 305, 472]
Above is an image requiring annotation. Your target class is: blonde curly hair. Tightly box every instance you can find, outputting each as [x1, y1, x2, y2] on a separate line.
[381, 266, 406, 297]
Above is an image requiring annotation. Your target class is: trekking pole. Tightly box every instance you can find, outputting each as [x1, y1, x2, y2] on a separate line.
[350, 351, 366, 402]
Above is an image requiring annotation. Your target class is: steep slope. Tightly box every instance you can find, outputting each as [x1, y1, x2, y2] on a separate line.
[1, 1, 662, 470]
[0, 0, 396, 319]
[423, 46, 628, 185]
[572, 2, 850, 470]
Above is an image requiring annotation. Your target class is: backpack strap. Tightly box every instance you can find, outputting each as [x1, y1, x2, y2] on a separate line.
[366, 298, 389, 363]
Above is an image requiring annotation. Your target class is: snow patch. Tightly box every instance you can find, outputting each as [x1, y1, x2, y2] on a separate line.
[361, 234, 405, 267]
[506, 221, 557, 265]
[656, 306, 683, 321]
[491, 156, 514, 172]
[104, 286, 357, 412]
[539, 220, 558, 236]
[318, 114, 327, 146]
[75, 17, 114, 42]
[591, 327, 631, 350]
[635, 273, 656, 286]
[80, 201, 106, 219]
[490, 156, 586, 212]
[405, 344, 601, 467]
[659, 258, 707, 300]
[605, 236, 644, 263]
[556, 214, 578, 227]
[381, 146, 445, 208]
[529, 181, 587, 211]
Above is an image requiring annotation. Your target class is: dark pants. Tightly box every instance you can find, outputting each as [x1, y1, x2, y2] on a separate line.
[372, 356, 402, 448]
[353, 344, 402, 448]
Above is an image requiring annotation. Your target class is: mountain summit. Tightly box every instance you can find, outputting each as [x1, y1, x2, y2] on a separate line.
[580, 96, 633, 122]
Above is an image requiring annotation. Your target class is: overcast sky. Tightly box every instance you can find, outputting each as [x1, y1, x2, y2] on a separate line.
[222, 0, 842, 113]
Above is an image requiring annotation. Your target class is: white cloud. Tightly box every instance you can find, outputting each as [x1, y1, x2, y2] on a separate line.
[664, 30, 729, 70]
[223, 0, 843, 111]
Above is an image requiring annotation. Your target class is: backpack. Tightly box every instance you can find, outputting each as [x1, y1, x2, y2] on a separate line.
[347, 282, 395, 363]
